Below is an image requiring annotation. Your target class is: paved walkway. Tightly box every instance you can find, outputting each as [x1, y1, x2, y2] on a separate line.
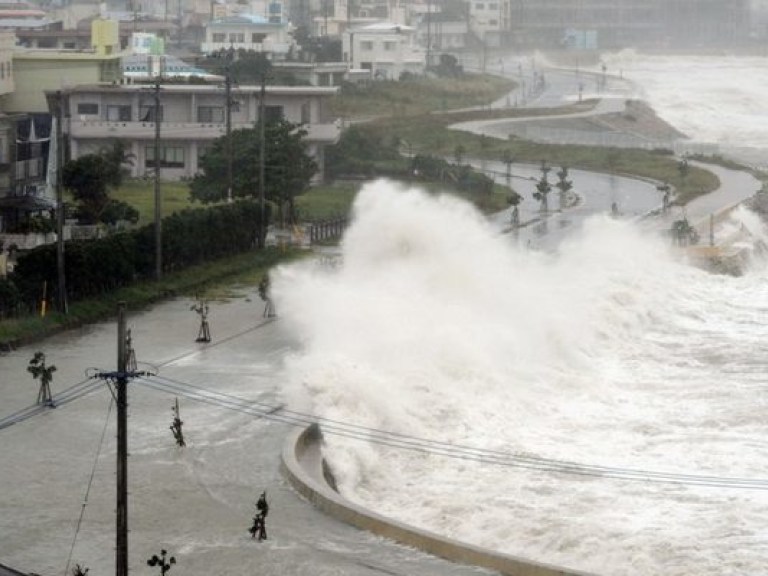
[455, 60, 762, 248]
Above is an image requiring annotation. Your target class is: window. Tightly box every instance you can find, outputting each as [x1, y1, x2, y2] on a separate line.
[252, 33, 266, 43]
[489, 19, 498, 25]
[475, 2, 484, 9]
[146, 146, 185, 168]
[229, 33, 244, 43]
[231, 100, 241, 113]
[139, 105, 163, 122]
[384, 41, 396, 51]
[107, 105, 131, 121]
[488, 2, 498, 9]
[300, 102, 310, 124]
[197, 106, 225, 123]
[212, 33, 226, 43]
[360, 40, 373, 50]
[77, 103, 99, 115]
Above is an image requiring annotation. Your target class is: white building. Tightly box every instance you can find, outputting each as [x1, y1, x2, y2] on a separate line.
[201, 14, 296, 59]
[468, 0, 508, 45]
[417, 16, 468, 54]
[343, 23, 425, 79]
[63, 83, 340, 182]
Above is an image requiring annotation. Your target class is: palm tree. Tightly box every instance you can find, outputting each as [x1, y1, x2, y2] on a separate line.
[532, 160, 552, 212]
[555, 165, 573, 210]
[27, 351, 56, 406]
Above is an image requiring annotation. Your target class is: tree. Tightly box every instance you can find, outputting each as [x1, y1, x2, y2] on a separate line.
[532, 160, 552, 212]
[555, 165, 573, 210]
[28, 351, 56, 405]
[453, 144, 465, 166]
[190, 119, 317, 226]
[62, 141, 132, 224]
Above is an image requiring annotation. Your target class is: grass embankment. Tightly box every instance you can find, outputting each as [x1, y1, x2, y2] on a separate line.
[328, 74, 517, 118]
[0, 248, 300, 348]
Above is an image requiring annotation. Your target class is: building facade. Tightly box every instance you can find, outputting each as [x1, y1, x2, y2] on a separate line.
[63, 83, 340, 182]
[2, 48, 123, 114]
[201, 14, 296, 58]
[343, 23, 425, 79]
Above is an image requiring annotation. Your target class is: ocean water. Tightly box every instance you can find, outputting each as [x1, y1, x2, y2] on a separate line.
[602, 51, 768, 167]
[274, 178, 768, 572]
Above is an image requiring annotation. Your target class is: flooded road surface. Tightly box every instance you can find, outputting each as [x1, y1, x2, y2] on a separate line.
[0, 287, 495, 576]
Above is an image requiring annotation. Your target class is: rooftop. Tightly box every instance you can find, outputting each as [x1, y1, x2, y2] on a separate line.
[210, 13, 275, 25]
[13, 48, 125, 60]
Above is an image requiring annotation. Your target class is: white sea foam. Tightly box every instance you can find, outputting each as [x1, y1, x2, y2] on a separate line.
[275, 180, 768, 576]
[602, 51, 768, 163]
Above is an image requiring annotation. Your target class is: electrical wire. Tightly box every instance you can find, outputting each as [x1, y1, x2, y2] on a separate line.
[155, 317, 276, 369]
[135, 374, 768, 491]
[0, 377, 102, 431]
[5, 331, 766, 491]
[62, 396, 114, 576]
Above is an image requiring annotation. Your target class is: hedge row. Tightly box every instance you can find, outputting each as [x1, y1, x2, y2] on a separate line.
[1, 200, 269, 318]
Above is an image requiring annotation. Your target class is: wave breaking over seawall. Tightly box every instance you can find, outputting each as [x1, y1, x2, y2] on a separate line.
[273, 180, 768, 576]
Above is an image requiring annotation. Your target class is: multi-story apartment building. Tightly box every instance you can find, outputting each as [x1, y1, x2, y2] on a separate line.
[3, 48, 123, 114]
[63, 83, 340, 182]
[0, 30, 59, 238]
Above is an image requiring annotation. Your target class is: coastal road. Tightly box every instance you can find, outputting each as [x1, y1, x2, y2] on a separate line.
[0, 293, 496, 576]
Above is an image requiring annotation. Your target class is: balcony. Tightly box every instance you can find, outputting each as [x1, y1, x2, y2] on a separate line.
[69, 120, 341, 144]
[70, 120, 230, 140]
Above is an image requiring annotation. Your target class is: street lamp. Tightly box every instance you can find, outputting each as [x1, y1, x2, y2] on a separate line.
[147, 549, 176, 575]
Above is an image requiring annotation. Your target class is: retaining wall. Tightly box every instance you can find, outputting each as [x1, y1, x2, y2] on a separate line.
[280, 423, 597, 576]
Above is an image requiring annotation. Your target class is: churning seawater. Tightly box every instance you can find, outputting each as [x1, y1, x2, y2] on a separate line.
[273, 54, 768, 575]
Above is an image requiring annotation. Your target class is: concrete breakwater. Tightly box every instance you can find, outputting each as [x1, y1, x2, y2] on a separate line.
[281, 424, 597, 576]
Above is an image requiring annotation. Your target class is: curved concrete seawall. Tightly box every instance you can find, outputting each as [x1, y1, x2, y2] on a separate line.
[281, 424, 597, 576]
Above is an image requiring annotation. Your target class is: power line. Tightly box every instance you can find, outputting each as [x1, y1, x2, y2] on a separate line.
[4, 321, 765, 492]
[4, 367, 767, 491]
[63, 396, 114, 576]
[134, 374, 768, 491]
[0, 377, 102, 431]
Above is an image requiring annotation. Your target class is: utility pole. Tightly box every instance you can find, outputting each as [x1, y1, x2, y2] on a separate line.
[92, 305, 152, 576]
[116, 302, 128, 576]
[54, 90, 67, 314]
[426, 0, 431, 71]
[153, 78, 162, 280]
[225, 60, 233, 203]
[258, 75, 266, 249]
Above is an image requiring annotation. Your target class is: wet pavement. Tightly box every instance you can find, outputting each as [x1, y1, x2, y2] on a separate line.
[0, 290, 496, 576]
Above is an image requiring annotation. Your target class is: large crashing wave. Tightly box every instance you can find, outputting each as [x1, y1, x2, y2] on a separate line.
[273, 180, 768, 576]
